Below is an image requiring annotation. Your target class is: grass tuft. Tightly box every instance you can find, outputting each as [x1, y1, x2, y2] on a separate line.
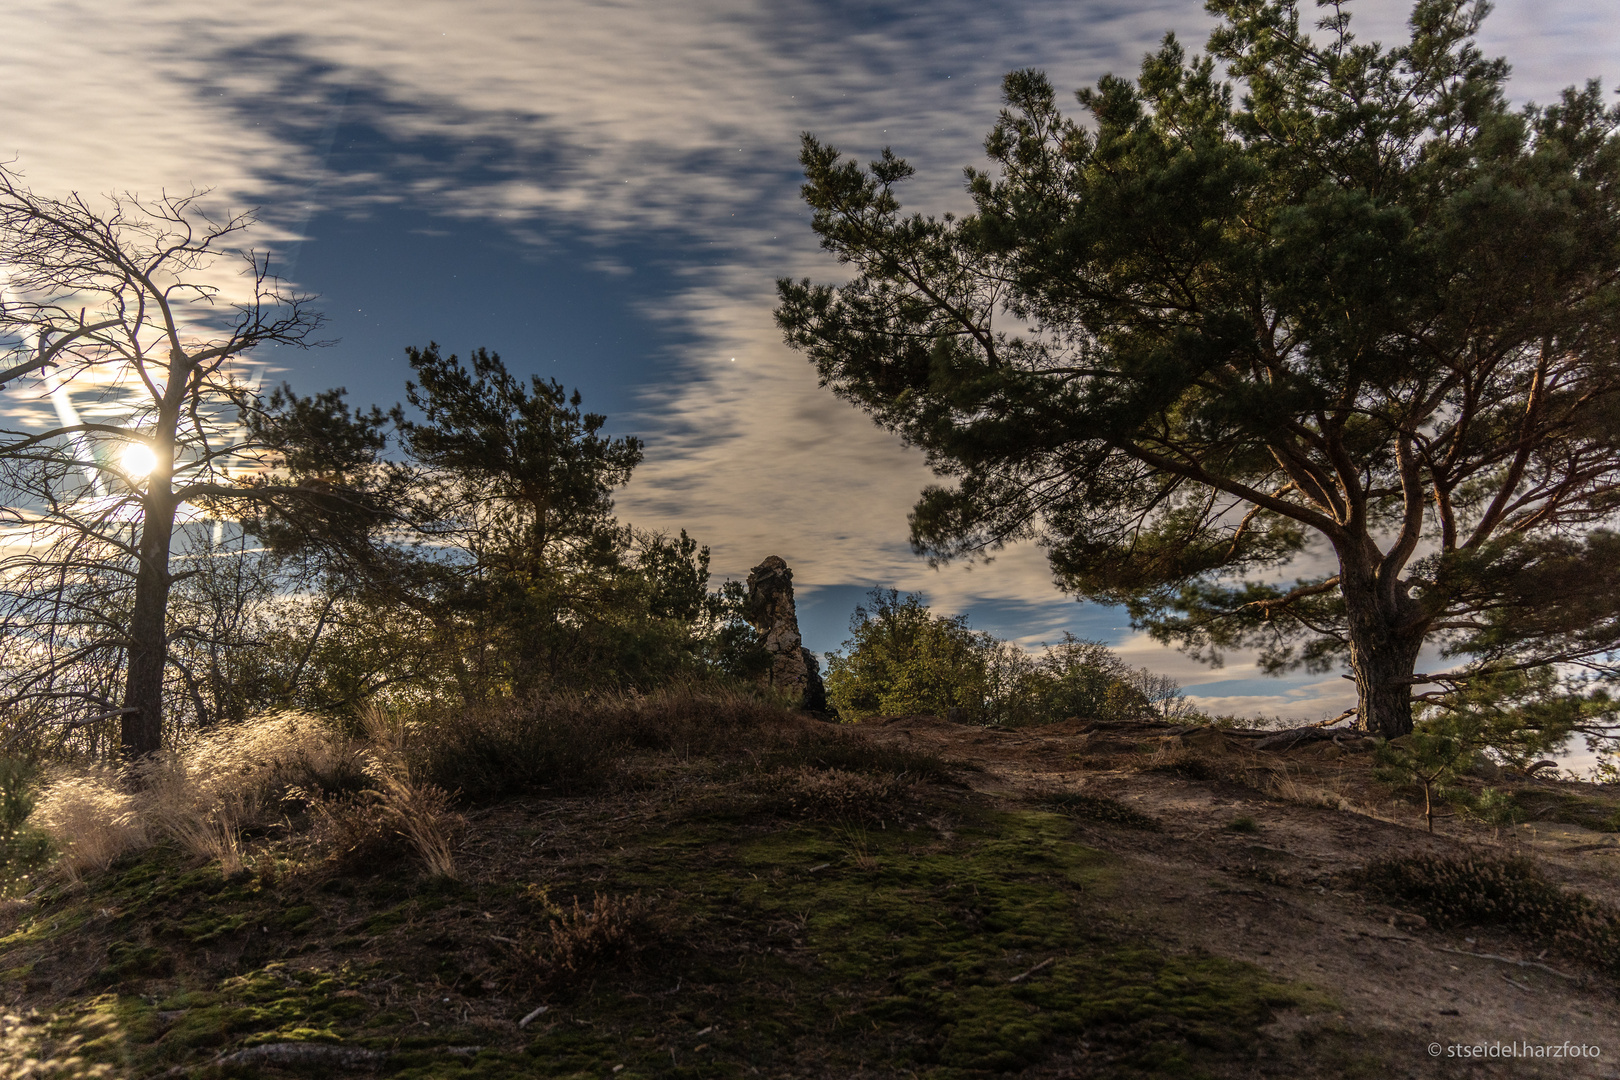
[33, 713, 356, 881]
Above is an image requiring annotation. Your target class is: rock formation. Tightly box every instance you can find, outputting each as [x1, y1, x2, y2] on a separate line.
[744, 555, 827, 712]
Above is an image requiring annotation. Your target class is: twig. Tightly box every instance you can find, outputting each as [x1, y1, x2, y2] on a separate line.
[1433, 946, 1578, 982]
[1009, 957, 1055, 983]
[1499, 973, 1535, 993]
[518, 1005, 549, 1028]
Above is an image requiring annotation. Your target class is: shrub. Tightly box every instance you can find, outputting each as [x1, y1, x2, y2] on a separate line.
[760, 730, 954, 784]
[1358, 855, 1620, 972]
[771, 767, 906, 822]
[513, 891, 664, 990]
[296, 789, 408, 874]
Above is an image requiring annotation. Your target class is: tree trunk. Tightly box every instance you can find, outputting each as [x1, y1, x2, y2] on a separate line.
[120, 410, 180, 758]
[1340, 558, 1426, 739]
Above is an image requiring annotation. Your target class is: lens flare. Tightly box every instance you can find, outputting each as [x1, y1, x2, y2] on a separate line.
[121, 441, 157, 479]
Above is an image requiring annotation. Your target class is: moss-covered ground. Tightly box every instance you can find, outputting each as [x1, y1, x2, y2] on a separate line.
[0, 749, 1332, 1079]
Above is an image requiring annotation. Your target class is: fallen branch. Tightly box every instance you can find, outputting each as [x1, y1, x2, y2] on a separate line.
[215, 1043, 386, 1071]
[1432, 946, 1579, 982]
[1009, 957, 1055, 983]
[1254, 726, 1358, 751]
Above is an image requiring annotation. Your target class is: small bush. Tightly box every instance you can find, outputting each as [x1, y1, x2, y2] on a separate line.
[297, 790, 410, 874]
[514, 891, 664, 989]
[1041, 791, 1162, 831]
[772, 767, 906, 822]
[1226, 816, 1260, 833]
[1358, 855, 1620, 972]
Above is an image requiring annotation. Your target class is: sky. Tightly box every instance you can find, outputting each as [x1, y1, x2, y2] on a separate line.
[2, 0, 1617, 721]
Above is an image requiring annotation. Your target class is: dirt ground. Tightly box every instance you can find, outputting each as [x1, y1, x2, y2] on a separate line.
[856, 715, 1620, 1080]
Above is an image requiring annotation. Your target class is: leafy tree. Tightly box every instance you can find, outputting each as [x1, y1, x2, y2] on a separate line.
[776, 0, 1620, 739]
[823, 589, 1184, 725]
[393, 343, 643, 582]
[824, 589, 992, 721]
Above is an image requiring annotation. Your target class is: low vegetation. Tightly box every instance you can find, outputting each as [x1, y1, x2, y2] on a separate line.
[0, 695, 1350, 1078]
[1358, 855, 1620, 974]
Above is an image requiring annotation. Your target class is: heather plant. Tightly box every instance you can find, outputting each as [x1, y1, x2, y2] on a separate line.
[1359, 855, 1620, 973]
[514, 890, 664, 991]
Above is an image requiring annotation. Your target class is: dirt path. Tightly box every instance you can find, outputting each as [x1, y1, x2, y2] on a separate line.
[861, 716, 1620, 1079]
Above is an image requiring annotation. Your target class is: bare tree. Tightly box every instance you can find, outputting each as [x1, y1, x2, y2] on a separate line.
[0, 167, 326, 756]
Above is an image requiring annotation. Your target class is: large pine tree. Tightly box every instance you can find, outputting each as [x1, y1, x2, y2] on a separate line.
[776, 0, 1620, 738]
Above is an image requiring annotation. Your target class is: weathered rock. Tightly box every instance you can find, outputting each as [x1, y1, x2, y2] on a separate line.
[745, 555, 824, 711]
[800, 647, 828, 713]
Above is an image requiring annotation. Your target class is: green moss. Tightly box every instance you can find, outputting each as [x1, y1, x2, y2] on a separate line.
[276, 904, 318, 932]
[179, 911, 251, 943]
[90, 941, 172, 986]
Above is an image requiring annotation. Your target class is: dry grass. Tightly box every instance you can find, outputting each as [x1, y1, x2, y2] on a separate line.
[1263, 764, 1362, 812]
[0, 1011, 115, 1079]
[1138, 741, 1217, 781]
[30, 769, 144, 882]
[32, 712, 355, 881]
[355, 707, 463, 879]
